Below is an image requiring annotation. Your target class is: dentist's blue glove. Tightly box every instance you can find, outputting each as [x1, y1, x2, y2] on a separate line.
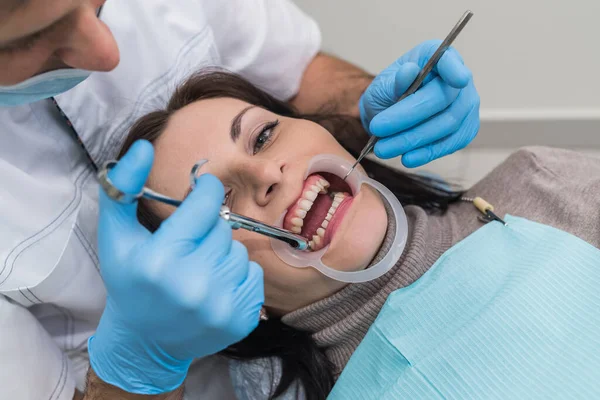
[360, 40, 480, 168]
[89, 140, 264, 394]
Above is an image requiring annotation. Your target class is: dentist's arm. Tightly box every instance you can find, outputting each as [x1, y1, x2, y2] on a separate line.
[292, 42, 480, 168]
[290, 52, 373, 118]
[75, 370, 183, 400]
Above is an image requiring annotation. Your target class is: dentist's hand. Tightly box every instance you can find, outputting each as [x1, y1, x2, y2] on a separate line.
[360, 40, 480, 167]
[89, 140, 264, 395]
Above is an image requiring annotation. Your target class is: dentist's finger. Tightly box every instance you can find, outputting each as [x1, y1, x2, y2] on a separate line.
[156, 173, 224, 244]
[374, 86, 474, 159]
[393, 62, 421, 100]
[370, 76, 460, 137]
[436, 48, 472, 89]
[99, 139, 154, 233]
[229, 261, 264, 339]
[401, 106, 480, 168]
[214, 240, 251, 288]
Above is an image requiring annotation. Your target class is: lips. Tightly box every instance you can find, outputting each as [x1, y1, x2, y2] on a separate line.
[283, 172, 353, 250]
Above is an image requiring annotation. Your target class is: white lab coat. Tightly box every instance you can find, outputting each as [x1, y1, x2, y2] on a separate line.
[0, 1, 320, 398]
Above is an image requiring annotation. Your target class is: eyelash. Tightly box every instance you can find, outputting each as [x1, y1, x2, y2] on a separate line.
[223, 120, 279, 206]
[253, 120, 279, 155]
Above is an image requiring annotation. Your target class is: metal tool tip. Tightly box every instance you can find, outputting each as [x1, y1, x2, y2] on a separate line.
[343, 163, 359, 181]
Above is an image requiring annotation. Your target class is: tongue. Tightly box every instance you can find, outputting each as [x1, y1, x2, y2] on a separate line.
[301, 194, 333, 239]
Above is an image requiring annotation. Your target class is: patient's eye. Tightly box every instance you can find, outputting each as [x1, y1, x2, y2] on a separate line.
[253, 120, 279, 155]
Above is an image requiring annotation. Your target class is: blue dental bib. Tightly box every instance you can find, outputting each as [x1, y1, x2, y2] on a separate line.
[331, 216, 600, 399]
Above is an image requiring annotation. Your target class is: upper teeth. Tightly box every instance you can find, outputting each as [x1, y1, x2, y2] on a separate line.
[293, 179, 329, 215]
[291, 217, 303, 226]
[290, 176, 349, 250]
[304, 191, 318, 201]
[296, 209, 307, 218]
[298, 199, 313, 210]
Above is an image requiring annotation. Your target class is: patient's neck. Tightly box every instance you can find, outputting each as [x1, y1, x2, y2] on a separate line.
[265, 274, 349, 316]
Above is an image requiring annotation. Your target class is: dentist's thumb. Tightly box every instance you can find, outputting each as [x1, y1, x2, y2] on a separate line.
[99, 140, 154, 236]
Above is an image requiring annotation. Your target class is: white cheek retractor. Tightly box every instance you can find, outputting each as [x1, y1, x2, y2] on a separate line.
[271, 154, 408, 283]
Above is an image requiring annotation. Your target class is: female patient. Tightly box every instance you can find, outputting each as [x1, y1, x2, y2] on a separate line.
[118, 71, 600, 399]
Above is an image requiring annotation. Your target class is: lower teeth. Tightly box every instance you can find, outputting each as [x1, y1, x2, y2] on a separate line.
[309, 191, 348, 250]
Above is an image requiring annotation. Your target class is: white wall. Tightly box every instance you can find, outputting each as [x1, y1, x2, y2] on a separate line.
[294, 0, 600, 149]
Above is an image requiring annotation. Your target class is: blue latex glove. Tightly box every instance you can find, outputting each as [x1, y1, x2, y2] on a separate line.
[89, 140, 264, 394]
[360, 40, 480, 168]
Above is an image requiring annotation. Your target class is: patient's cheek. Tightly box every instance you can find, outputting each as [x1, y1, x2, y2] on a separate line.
[231, 231, 274, 266]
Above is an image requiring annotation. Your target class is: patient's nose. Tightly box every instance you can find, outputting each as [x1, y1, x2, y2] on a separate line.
[246, 160, 285, 207]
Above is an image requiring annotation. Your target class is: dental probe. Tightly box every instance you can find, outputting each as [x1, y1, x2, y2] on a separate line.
[343, 10, 474, 181]
[97, 161, 311, 251]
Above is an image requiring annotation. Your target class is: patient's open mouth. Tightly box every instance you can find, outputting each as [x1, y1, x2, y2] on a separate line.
[283, 172, 354, 251]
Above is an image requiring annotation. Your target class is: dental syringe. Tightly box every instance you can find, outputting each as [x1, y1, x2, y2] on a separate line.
[97, 160, 311, 251]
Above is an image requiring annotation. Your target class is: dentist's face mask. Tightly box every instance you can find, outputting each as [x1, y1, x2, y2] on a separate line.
[0, 68, 91, 107]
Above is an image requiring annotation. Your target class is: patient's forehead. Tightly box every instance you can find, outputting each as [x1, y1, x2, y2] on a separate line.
[158, 97, 249, 149]
[169, 97, 251, 133]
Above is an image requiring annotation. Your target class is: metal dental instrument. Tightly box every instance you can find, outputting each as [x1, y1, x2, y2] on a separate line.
[97, 160, 311, 251]
[343, 10, 474, 181]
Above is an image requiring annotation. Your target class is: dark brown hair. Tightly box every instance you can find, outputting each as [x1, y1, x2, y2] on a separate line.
[119, 69, 463, 399]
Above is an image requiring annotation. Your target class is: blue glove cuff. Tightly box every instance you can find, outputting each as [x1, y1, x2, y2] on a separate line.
[88, 322, 192, 394]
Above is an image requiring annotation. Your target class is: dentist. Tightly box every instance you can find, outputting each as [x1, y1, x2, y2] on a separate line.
[0, 1, 479, 399]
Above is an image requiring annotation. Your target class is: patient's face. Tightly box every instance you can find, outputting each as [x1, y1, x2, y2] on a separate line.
[149, 98, 387, 314]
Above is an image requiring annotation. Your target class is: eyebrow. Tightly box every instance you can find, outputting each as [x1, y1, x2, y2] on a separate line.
[0, 0, 26, 26]
[0, 1, 90, 49]
[0, 28, 44, 50]
[1, 0, 27, 12]
[230, 106, 255, 142]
